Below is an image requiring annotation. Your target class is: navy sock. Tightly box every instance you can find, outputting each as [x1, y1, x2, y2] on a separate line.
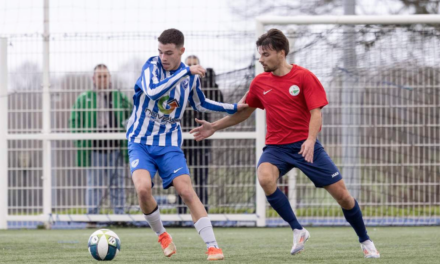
[342, 200, 370, 243]
[266, 188, 302, 230]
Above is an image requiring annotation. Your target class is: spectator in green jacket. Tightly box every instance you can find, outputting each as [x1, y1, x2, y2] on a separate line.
[69, 64, 133, 215]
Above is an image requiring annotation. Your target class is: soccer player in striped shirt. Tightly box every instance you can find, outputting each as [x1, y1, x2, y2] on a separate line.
[126, 28, 247, 261]
[190, 29, 380, 259]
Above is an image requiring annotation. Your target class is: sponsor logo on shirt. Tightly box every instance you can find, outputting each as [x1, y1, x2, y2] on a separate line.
[332, 171, 340, 178]
[158, 95, 180, 115]
[145, 108, 181, 125]
[263, 89, 273, 95]
[289, 85, 300, 96]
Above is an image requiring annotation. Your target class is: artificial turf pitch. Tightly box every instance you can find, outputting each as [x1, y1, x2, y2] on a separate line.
[0, 226, 439, 263]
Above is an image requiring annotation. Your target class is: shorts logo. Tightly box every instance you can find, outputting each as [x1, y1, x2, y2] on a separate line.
[131, 159, 139, 168]
[173, 167, 183, 173]
[289, 85, 300, 96]
[332, 171, 340, 178]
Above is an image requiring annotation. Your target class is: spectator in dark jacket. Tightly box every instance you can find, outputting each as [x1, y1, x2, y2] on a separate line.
[178, 55, 223, 213]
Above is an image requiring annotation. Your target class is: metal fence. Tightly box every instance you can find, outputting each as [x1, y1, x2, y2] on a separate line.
[1, 31, 259, 229]
[1, 15, 440, 229]
[261, 15, 440, 226]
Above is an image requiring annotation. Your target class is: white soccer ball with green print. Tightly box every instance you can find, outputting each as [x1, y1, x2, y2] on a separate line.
[88, 229, 121, 261]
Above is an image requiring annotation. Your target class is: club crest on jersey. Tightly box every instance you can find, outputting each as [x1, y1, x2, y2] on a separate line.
[181, 79, 189, 88]
[158, 95, 180, 115]
[289, 85, 300, 96]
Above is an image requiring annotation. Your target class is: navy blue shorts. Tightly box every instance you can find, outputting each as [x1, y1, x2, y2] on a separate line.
[257, 139, 342, 188]
[128, 142, 190, 189]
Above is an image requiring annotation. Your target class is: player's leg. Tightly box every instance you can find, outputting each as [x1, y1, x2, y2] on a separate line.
[258, 162, 309, 255]
[132, 169, 176, 257]
[132, 169, 159, 220]
[324, 180, 366, 239]
[257, 147, 302, 229]
[157, 145, 223, 261]
[129, 142, 176, 257]
[293, 139, 379, 258]
[258, 163, 302, 230]
[324, 180, 380, 258]
[172, 175, 224, 261]
[257, 145, 309, 255]
[173, 175, 207, 221]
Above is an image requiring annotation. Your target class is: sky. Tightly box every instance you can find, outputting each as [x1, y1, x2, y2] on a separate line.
[0, 0, 245, 34]
[0, 0, 256, 76]
[0, 0, 429, 85]
[0, 0, 414, 35]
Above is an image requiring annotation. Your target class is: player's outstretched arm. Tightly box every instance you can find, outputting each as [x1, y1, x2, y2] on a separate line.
[188, 76, 248, 114]
[140, 58, 191, 100]
[190, 107, 255, 141]
[190, 92, 255, 141]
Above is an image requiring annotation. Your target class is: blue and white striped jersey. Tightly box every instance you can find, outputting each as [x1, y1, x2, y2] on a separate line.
[126, 56, 237, 147]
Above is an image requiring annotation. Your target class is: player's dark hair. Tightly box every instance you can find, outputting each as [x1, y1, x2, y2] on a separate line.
[158, 28, 185, 47]
[256, 29, 289, 57]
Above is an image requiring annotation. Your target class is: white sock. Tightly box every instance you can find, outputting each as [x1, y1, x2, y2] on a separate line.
[194, 217, 218, 249]
[144, 207, 166, 236]
[361, 240, 373, 245]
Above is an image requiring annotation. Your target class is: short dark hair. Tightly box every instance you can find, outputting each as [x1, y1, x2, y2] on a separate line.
[158, 28, 184, 47]
[256, 29, 289, 57]
[94, 64, 109, 72]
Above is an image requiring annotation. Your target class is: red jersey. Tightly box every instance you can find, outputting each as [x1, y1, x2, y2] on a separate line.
[246, 65, 328, 145]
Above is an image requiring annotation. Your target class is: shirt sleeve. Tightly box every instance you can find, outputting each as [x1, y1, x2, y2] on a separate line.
[139, 57, 190, 101]
[245, 79, 264, 109]
[188, 75, 237, 114]
[302, 70, 328, 111]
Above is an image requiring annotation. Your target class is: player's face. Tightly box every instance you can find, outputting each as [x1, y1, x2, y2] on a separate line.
[158, 43, 185, 71]
[258, 45, 285, 72]
[93, 68, 111, 90]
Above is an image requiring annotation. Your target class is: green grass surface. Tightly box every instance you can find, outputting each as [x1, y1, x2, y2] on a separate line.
[1, 227, 439, 263]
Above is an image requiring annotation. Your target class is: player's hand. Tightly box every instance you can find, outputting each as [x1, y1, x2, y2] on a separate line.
[299, 139, 316, 163]
[189, 65, 206, 78]
[190, 118, 215, 141]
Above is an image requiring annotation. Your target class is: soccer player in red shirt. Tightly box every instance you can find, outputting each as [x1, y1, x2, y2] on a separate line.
[190, 29, 380, 258]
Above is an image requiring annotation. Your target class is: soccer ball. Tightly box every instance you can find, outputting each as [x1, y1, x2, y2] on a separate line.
[88, 229, 121, 261]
